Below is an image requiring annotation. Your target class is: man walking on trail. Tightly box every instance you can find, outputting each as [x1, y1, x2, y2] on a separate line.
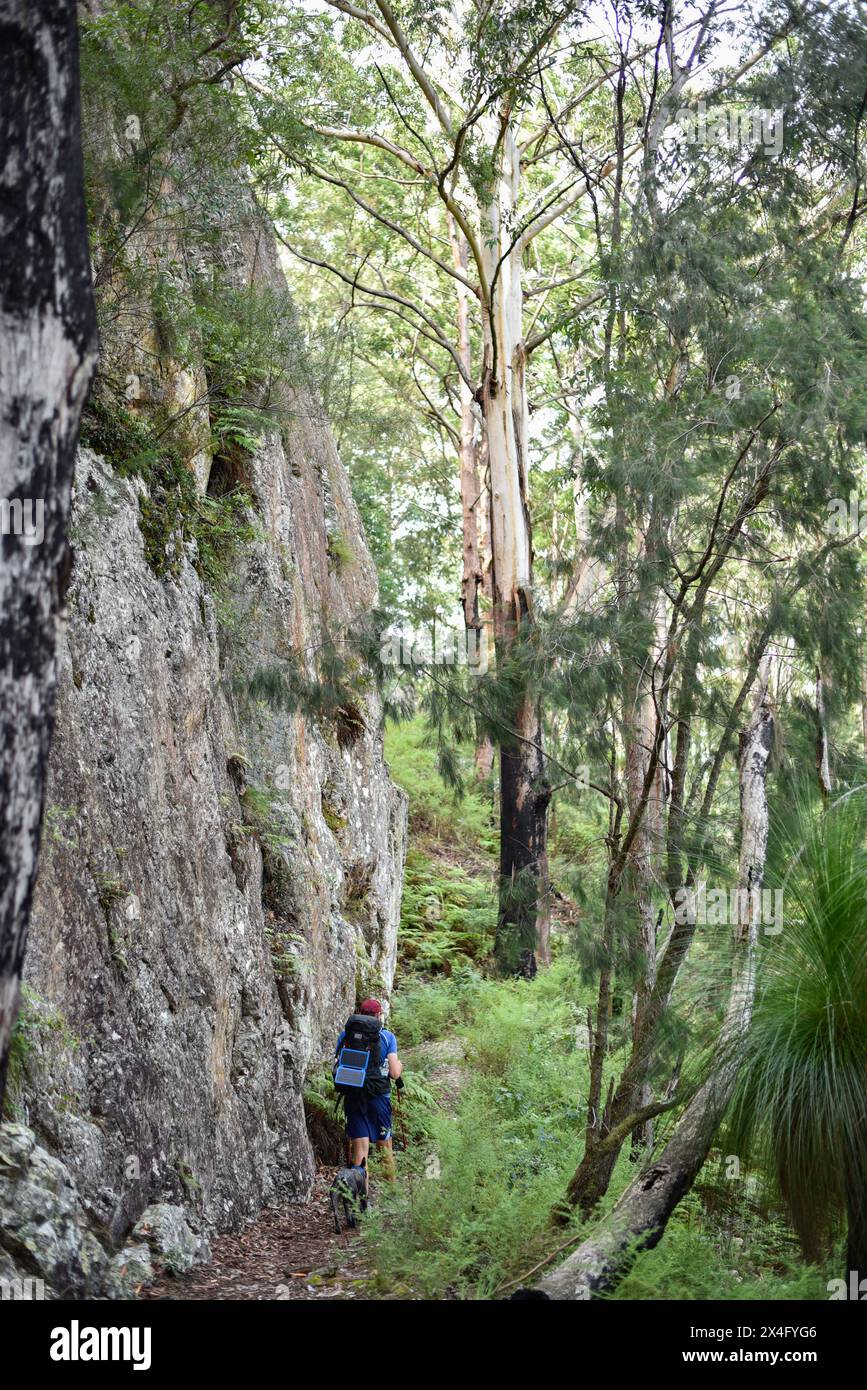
[335, 998, 402, 1181]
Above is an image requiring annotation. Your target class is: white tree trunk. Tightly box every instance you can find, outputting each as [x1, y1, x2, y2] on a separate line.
[0, 0, 98, 1108]
[480, 117, 549, 974]
[473, 427, 495, 781]
[449, 219, 484, 637]
[815, 665, 833, 800]
[481, 122, 532, 625]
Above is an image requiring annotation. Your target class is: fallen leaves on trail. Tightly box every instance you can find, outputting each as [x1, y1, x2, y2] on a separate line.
[140, 1168, 372, 1301]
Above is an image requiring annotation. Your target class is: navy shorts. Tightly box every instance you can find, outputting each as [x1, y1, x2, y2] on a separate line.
[344, 1092, 392, 1143]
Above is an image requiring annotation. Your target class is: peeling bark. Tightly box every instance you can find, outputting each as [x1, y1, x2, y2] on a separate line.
[448, 217, 495, 783]
[449, 220, 484, 638]
[0, 0, 97, 1110]
[481, 120, 549, 976]
[529, 674, 775, 1299]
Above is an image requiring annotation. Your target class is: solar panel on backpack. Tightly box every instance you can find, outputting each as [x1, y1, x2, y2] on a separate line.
[334, 1047, 369, 1088]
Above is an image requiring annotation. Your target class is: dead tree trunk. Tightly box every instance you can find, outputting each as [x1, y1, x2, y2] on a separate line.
[529, 674, 775, 1299]
[0, 0, 98, 1112]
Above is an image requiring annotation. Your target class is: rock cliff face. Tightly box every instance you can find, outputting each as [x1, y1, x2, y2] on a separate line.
[0, 199, 405, 1295]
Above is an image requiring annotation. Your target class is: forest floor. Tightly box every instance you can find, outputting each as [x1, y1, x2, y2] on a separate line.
[143, 1108, 449, 1300]
[142, 718, 830, 1302]
[141, 1167, 371, 1301]
[142, 1039, 469, 1301]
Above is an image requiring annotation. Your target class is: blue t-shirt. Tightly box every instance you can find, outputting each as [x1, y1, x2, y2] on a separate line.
[335, 1026, 397, 1088]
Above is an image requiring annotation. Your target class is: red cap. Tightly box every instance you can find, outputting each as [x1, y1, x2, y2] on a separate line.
[359, 998, 382, 1016]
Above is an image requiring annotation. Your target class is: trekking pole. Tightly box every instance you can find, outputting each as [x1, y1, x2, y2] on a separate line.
[393, 1079, 409, 1152]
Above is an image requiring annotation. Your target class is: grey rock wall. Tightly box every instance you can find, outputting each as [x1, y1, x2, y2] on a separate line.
[1, 207, 405, 1297]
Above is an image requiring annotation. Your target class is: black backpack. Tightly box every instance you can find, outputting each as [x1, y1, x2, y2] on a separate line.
[333, 1013, 390, 1097]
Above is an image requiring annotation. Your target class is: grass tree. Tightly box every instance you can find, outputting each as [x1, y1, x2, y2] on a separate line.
[726, 793, 867, 1281]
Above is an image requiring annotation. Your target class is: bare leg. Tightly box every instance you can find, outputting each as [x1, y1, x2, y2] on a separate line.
[376, 1137, 396, 1182]
[350, 1136, 370, 1171]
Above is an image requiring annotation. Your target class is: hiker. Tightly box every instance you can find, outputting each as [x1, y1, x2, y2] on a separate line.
[334, 998, 402, 1181]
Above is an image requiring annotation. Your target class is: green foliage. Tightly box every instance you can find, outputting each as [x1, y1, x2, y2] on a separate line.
[390, 968, 485, 1048]
[175, 1159, 202, 1197]
[43, 804, 78, 850]
[79, 392, 156, 468]
[81, 393, 259, 587]
[233, 778, 297, 862]
[364, 961, 591, 1298]
[326, 530, 354, 573]
[240, 640, 372, 749]
[266, 924, 305, 981]
[196, 281, 304, 449]
[369, 704, 820, 1300]
[139, 450, 258, 587]
[192, 489, 261, 590]
[303, 1061, 340, 1116]
[321, 799, 346, 836]
[365, 957, 830, 1300]
[5, 987, 78, 1119]
[95, 871, 126, 915]
[239, 782, 277, 832]
[611, 1186, 829, 1302]
[385, 717, 497, 854]
[399, 848, 496, 972]
[77, 0, 308, 602]
[725, 793, 867, 1260]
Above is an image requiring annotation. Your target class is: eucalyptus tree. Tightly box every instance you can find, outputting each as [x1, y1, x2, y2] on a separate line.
[247, 0, 726, 973]
[270, 169, 468, 625]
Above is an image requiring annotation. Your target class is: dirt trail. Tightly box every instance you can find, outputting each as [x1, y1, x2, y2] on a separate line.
[141, 1168, 373, 1301]
[142, 1032, 469, 1300]
[405, 1035, 466, 1112]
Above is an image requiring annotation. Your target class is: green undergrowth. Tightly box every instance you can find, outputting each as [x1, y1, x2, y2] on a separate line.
[366, 961, 831, 1300]
[399, 848, 496, 972]
[386, 717, 498, 973]
[609, 1187, 829, 1301]
[385, 717, 497, 854]
[368, 714, 833, 1302]
[365, 958, 591, 1299]
[80, 394, 259, 587]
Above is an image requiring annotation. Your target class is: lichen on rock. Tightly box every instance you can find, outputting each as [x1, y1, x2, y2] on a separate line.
[10, 191, 406, 1299]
